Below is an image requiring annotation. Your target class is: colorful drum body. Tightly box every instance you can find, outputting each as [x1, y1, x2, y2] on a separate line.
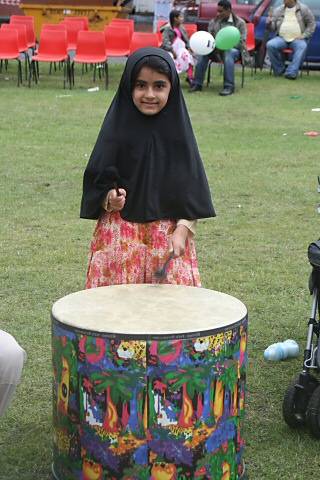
[51, 284, 248, 480]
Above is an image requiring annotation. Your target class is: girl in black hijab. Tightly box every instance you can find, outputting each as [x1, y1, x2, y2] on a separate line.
[80, 47, 215, 288]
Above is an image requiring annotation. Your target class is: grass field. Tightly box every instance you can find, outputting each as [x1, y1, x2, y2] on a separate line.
[1, 61, 320, 479]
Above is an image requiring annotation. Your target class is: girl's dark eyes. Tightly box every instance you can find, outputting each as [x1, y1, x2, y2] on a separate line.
[135, 82, 166, 89]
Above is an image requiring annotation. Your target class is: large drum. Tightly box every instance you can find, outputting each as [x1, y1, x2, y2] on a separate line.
[51, 284, 248, 480]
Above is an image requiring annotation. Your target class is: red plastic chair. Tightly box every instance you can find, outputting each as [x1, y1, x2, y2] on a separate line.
[40, 24, 68, 75]
[10, 15, 34, 26]
[129, 32, 160, 54]
[2, 23, 28, 52]
[0, 29, 23, 86]
[156, 20, 167, 44]
[268, 45, 307, 76]
[41, 23, 67, 32]
[183, 23, 197, 38]
[2, 23, 29, 79]
[110, 18, 134, 39]
[104, 24, 131, 57]
[30, 29, 71, 88]
[246, 23, 255, 52]
[10, 16, 36, 49]
[157, 19, 167, 31]
[60, 20, 84, 51]
[72, 30, 108, 89]
[281, 47, 307, 76]
[62, 16, 89, 30]
[246, 22, 257, 73]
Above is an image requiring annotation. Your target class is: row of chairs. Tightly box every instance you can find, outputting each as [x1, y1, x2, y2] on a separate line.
[40, 24, 160, 56]
[38, 19, 197, 58]
[2, 14, 195, 88]
[4, 14, 197, 44]
[0, 21, 160, 88]
[30, 29, 161, 89]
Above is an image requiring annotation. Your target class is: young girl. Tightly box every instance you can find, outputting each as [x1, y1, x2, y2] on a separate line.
[160, 9, 195, 85]
[80, 47, 215, 289]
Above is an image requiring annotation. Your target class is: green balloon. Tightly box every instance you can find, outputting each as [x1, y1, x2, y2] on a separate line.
[215, 26, 241, 51]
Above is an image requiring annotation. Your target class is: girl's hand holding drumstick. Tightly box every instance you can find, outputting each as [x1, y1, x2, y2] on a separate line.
[168, 224, 189, 258]
[102, 188, 127, 212]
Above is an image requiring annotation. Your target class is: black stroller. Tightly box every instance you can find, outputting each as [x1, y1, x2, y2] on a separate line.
[282, 237, 320, 437]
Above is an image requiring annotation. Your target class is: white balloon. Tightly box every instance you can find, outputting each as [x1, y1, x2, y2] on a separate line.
[189, 30, 215, 56]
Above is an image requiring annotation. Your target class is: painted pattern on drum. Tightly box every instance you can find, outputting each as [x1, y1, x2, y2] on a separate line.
[52, 320, 247, 480]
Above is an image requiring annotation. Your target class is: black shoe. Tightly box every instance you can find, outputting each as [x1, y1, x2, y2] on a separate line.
[285, 74, 297, 80]
[274, 69, 285, 77]
[189, 84, 202, 93]
[219, 87, 234, 96]
[186, 77, 194, 86]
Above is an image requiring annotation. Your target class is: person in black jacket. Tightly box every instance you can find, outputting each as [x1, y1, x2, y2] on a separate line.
[189, 0, 250, 96]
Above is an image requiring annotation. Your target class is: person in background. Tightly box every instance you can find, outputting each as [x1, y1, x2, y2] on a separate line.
[160, 9, 195, 85]
[266, 0, 315, 80]
[189, 0, 250, 96]
[0, 330, 26, 416]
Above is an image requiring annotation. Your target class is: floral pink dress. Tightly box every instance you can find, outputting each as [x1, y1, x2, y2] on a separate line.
[86, 212, 201, 288]
[172, 27, 194, 75]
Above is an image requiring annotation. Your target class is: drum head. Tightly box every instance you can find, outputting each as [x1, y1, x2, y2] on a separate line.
[52, 284, 247, 338]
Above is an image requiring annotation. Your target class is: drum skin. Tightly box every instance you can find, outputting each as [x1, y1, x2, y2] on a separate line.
[52, 287, 247, 480]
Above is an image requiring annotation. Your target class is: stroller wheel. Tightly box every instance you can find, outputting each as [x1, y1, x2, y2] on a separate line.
[306, 385, 320, 438]
[282, 377, 307, 428]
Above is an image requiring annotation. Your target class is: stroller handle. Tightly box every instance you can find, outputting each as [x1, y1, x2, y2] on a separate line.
[308, 240, 320, 269]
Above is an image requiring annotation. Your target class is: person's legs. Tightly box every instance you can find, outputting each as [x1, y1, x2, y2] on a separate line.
[285, 39, 308, 78]
[266, 36, 287, 75]
[0, 331, 26, 416]
[190, 54, 210, 90]
[223, 48, 241, 91]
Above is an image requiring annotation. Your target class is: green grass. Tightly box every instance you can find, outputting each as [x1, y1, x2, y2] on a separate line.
[1, 63, 320, 479]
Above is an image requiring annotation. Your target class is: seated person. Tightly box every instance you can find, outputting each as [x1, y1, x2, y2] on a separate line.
[0, 330, 26, 416]
[266, 0, 315, 80]
[189, 0, 251, 96]
[160, 9, 195, 85]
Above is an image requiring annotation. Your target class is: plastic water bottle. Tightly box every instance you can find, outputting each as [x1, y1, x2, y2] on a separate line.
[264, 339, 299, 361]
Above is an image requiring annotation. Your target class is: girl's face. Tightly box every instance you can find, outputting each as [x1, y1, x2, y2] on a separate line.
[174, 14, 183, 26]
[132, 66, 171, 116]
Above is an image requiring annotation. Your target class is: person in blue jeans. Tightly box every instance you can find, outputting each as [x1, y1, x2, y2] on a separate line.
[189, 0, 250, 96]
[266, 0, 315, 80]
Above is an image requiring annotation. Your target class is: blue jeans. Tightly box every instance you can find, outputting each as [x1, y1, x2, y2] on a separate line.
[194, 48, 241, 89]
[266, 36, 307, 77]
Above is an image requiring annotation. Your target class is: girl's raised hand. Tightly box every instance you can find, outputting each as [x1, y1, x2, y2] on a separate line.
[103, 188, 126, 212]
[168, 224, 189, 257]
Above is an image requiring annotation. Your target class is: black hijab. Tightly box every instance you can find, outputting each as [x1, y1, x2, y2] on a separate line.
[80, 47, 215, 222]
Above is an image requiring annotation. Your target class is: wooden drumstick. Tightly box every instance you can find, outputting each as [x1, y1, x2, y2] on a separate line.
[113, 181, 121, 197]
[155, 253, 174, 282]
